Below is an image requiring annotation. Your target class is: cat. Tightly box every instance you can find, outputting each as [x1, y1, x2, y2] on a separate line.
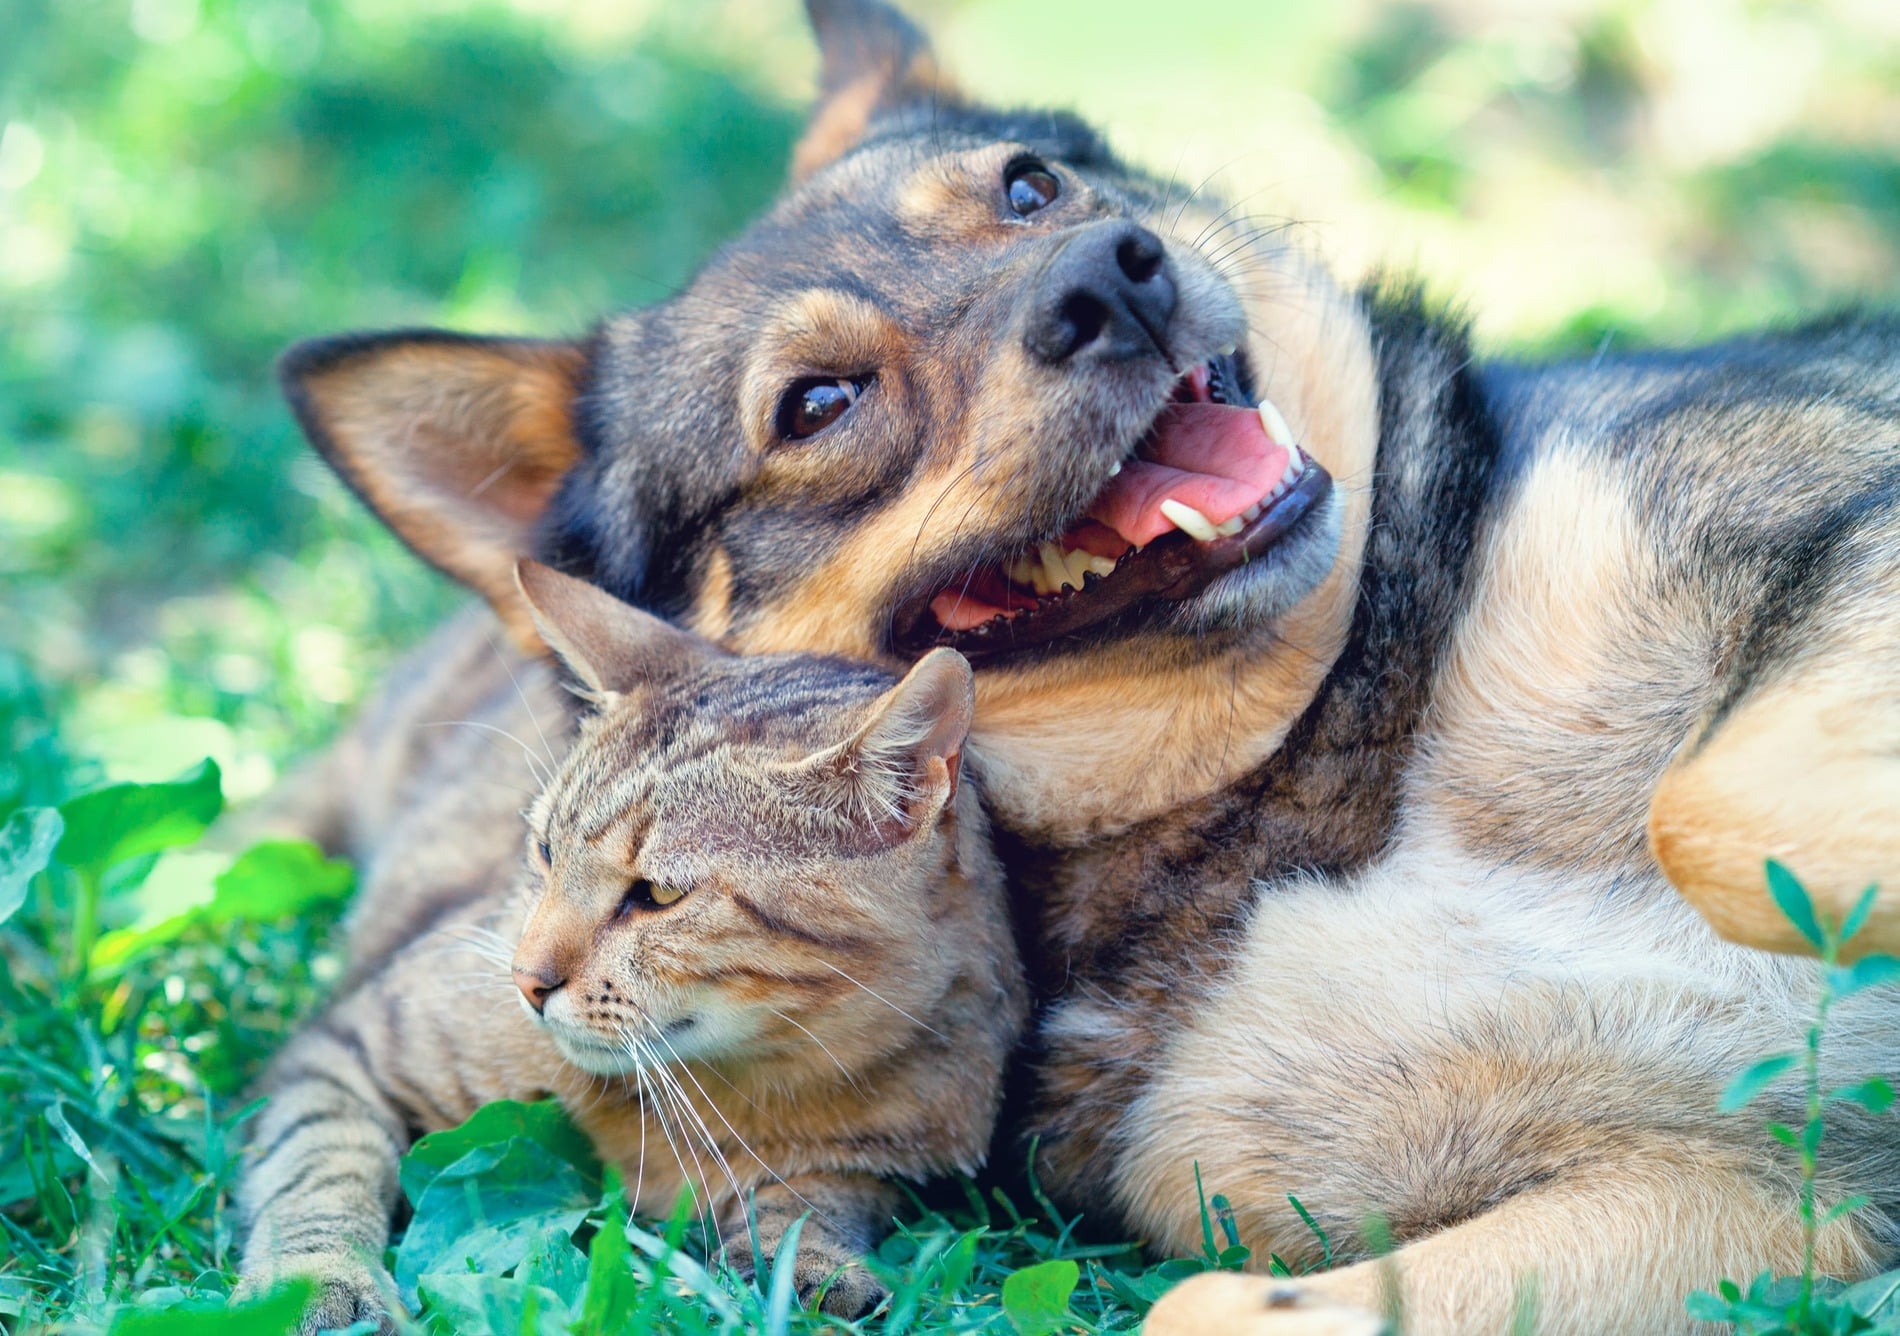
[235, 560, 1024, 1328]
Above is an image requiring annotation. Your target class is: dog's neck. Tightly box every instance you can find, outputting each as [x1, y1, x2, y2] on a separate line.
[977, 277, 1498, 857]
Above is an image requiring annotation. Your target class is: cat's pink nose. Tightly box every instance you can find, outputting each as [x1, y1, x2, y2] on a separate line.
[512, 964, 566, 1014]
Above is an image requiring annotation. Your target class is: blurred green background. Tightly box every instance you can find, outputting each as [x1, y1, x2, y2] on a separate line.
[3, 0, 1898, 798]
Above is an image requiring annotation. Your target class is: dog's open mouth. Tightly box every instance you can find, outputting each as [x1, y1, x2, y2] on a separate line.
[892, 355, 1334, 659]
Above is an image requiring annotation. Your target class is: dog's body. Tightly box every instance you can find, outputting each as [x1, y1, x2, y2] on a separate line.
[252, 2, 1900, 1330]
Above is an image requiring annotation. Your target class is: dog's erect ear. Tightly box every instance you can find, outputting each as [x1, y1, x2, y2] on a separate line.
[515, 560, 710, 696]
[281, 330, 589, 652]
[794, 0, 959, 180]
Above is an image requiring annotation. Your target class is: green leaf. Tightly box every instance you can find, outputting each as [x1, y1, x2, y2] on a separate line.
[1002, 1258, 1080, 1336]
[1823, 1194, 1873, 1226]
[763, 1214, 806, 1336]
[392, 1139, 592, 1307]
[0, 807, 62, 924]
[1842, 1266, 1900, 1321]
[1767, 1122, 1799, 1147]
[515, 1226, 590, 1306]
[401, 1100, 600, 1204]
[1719, 1054, 1797, 1113]
[56, 760, 222, 875]
[415, 1274, 572, 1336]
[1683, 1289, 1733, 1322]
[203, 840, 354, 922]
[1841, 885, 1881, 945]
[1828, 1078, 1895, 1115]
[577, 1198, 640, 1336]
[106, 1279, 315, 1336]
[1834, 955, 1900, 1000]
[1766, 860, 1825, 950]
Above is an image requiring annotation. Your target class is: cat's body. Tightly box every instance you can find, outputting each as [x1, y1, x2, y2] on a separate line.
[236, 570, 1022, 1327]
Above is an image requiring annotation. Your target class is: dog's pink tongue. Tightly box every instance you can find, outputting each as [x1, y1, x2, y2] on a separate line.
[1085, 403, 1289, 548]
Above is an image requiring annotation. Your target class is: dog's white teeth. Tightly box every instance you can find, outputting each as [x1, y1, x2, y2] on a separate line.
[1257, 396, 1295, 449]
[1159, 497, 1221, 543]
[1038, 540, 1075, 592]
[1216, 343, 1236, 357]
[1108, 460, 1123, 477]
[1214, 514, 1245, 537]
[1241, 501, 1265, 523]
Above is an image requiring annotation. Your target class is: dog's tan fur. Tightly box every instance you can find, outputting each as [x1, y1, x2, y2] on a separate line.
[246, 3, 1900, 1332]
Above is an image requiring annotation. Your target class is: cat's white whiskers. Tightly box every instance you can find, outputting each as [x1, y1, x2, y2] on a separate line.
[637, 1032, 748, 1217]
[643, 1023, 842, 1232]
[484, 630, 563, 772]
[766, 1007, 865, 1096]
[416, 718, 553, 789]
[816, 960, 947, 1040]
[622, 1028, 727, 1248]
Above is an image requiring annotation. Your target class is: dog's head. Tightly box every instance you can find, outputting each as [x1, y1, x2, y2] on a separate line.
[284, 0, 1381, 842]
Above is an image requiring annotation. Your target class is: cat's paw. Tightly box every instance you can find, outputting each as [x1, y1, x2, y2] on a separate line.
[235, 1252, 399, 1335]
[1145, 1273, 1387, 1336]
[721, 1232, 889, 1319]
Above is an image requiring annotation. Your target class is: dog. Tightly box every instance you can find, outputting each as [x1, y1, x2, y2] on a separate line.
[269, 1, 1900, 1330]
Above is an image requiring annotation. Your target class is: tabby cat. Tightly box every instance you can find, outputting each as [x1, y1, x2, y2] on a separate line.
[235, 561, 1024, 1327]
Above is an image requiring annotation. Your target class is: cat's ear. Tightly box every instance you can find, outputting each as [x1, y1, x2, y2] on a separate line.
[832, 647, 975, 836]
[793, 0, 961, 180]
[514, 560, 708, 695]
[281, 330, 592, 653]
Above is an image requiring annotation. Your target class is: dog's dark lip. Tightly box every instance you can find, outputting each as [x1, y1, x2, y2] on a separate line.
[889, 442, 1334, 661]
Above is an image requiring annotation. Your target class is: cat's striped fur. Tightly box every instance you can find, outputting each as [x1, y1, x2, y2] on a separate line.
[236, 567, 1022, 1328]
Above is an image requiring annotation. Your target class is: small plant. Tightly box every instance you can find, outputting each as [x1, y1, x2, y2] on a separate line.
[1687, 863, 1900, 1336]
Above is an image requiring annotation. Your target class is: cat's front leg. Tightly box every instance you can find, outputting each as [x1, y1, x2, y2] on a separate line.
[716, 1171, 900, 1318]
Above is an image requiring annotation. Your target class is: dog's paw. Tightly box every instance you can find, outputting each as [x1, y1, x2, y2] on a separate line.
[1144, 1273, 1387, 1336]
[721, 1231, 888, 1319]
[235, 1252, 399, 1335]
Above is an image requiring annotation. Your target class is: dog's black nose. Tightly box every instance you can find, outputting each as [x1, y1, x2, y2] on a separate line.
[1025, 221, 1177, 364]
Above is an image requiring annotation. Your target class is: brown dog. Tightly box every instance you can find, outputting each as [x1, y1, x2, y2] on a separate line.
[259, 1, 1900, 1331]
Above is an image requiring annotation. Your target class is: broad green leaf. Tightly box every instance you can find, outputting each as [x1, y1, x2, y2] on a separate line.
[415, 1274, 572, 1336]
[1766, 860, 1825, 950]
[1718, 1053, 1797, 1113]
[0, 807, 62, 924]
[201, 839, 354, 923]
[515, 1226, 590, 1306]
[934, 1228, 983, 1297]
[1841, 885, 1881, 944]
[1843, 1266, 1900, 1321]
[88, 841, 352, 974]
[1834, 955, 1900, 1000]
[106, 1279, 314, 1336]
[1001, 1257, 1080, 1336]
[1827, 1078, 1895, 1115]
[401, 1099, 600, 1203]
[393, 1139, 592, 1307]
[1683, 1289, 1732, 1322]
[56, 760, 222, 876]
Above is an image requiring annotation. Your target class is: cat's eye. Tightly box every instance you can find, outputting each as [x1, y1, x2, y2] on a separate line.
[535, 838, 552, 865]
[776, 376, 869, 442]
[1005, 159, 1059, 217]
[618, 878, 687, 915]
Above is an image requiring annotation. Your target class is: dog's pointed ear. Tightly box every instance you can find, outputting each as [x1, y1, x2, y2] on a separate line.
[793, 0, 960, 180]
[281, 330, 591, 653]
[515, 560, 709, 696]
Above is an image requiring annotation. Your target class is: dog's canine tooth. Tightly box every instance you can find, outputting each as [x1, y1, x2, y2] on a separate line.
[1039, 540, 1075, 591]
[1257, 397, 1296, 450]
[1216, 343, 1236, 357]
[1108, 460, 1123, 477]
[1159, 498, 1221, 543]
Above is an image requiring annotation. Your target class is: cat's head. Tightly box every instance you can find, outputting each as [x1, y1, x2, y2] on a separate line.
[508, 560, 981, 1081]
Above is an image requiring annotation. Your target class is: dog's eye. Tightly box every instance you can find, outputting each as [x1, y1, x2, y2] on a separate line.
[777, 376, 866, 442]
[1005, 160, 1059, 217]
[617, 878, 686, 915]
[535, 838, 552, 865]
